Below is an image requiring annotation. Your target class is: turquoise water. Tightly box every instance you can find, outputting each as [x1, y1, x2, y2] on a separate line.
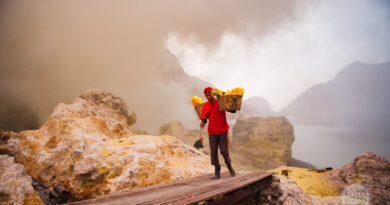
[291, 124, 390, 168]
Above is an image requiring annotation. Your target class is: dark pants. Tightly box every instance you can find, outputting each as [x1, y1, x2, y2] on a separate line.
[209, 132, 231, 166]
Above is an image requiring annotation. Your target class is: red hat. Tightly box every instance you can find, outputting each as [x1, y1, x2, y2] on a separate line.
[204, 87, 213, 94]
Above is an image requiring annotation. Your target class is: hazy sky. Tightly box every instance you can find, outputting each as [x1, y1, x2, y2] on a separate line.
[1, 0, 389, 131]
[167, 0, 390, 111]
[0, 0, 299, 131]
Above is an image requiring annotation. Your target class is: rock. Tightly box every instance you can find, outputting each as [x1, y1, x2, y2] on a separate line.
[328, 152, 390, 204]
[130, 126, 149, 135]
[231, 116, 295, 171]
[32, 178, 79, 205]
[160, 121, 187, 140]
[0, 155, 43, 205]
[160, 121, 210, 155]
[0, 89, 213, 200]
[239, 175, 341, 205]
[249, 152, 390, 204]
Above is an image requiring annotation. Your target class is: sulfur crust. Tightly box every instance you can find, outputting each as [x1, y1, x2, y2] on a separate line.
[269, 166, 340, 197]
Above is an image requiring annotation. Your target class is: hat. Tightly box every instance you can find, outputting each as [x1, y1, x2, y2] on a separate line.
[204, 87, 213, 94]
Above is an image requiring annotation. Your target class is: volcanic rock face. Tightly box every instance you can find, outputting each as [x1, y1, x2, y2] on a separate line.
[328, 152, 390, 204]
[232, 116, 295, 170]
[0, 155, 43, 205]
[0, 89, 213, 200]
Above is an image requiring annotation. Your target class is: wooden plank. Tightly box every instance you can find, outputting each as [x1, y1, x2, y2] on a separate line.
[167, 187, 231, 205]
[68, 172, 273, 205]
[153, 172, 272, 205]
[70, 174, 215, 204]
[137, 174, 244, 204]
[212, 175, 273, 204]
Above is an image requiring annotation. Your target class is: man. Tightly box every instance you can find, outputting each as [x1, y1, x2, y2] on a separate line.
[200, 87, 236, 179]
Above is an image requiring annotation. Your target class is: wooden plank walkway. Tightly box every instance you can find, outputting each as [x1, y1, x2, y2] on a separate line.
[69, 172, 273, 205]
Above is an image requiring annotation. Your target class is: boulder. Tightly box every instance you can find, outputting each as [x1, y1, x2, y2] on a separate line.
[160, 121, 207, 146]
[160, 121, 187, 140]
[0, 89, 213, 200]
[0, 155, 43, 205]
[231, 116, 295, 170]
[328, 152, 390, 204]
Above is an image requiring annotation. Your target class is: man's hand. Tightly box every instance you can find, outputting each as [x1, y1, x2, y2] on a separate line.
[200, 120, 205, 128]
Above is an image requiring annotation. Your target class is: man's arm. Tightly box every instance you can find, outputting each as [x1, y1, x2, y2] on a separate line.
[200, 114, 208, 128]
[200, 118, 207, 128]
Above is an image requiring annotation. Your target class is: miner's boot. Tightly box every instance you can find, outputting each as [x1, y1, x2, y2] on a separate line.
[211, 165, 221, 179]
[226, 162, 236, 177]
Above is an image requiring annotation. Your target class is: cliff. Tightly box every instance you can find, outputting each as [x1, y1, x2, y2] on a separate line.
[0, 89, 213, 200]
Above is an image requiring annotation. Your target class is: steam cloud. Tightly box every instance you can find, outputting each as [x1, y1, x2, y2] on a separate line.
[167, 0, 390, 111]
[0, 0, 300, 132]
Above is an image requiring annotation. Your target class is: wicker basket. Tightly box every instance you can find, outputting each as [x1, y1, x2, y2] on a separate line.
[195, 103, 204, 119]
[217, 95, 243, 111]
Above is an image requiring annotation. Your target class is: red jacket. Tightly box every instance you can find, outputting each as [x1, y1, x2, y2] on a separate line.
[201, 99, 229, 135]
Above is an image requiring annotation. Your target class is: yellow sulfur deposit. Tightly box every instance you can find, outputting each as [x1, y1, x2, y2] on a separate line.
[191, 96, 204, 108]
[211, 87, 244, 96]
[211, 88, 224, 96]
[270, 166, 340, 197]
[226, 87, 244, 95]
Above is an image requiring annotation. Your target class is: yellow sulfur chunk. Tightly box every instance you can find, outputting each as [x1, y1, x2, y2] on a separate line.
[225, 87, 244, 95]
[191, 96, 205, 108]
[211, 88, 224, 96]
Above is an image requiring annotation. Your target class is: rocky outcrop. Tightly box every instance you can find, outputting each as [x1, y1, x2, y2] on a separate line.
[160, 121, 187, 140]
[232, 116, 294, 171]
[160, 121, 208, 148]
[328, 152, 390, 204]
[0, 155, 43, 205]
[0, 89, 213, 200]
[243, 152, 390, 204]
[240, 175, 342, 205]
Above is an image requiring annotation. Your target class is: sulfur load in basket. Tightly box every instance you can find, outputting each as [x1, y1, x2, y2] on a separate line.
[217, 95, 243, 111]
[191, 96, 204, 119]
[212, 87, 244, 111]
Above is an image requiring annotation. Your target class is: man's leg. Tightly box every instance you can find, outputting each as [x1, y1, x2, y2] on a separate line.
[219, 132, 235, 177]
[209, 134, 221, 179]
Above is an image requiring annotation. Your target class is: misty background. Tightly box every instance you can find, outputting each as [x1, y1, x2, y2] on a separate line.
[0, 0, 300, 132]
[167, 0, 390, 111]
[0, 0, 389, 167]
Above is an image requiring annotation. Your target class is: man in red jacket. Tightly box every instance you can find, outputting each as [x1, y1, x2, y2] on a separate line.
[200, 87, 236, 179]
